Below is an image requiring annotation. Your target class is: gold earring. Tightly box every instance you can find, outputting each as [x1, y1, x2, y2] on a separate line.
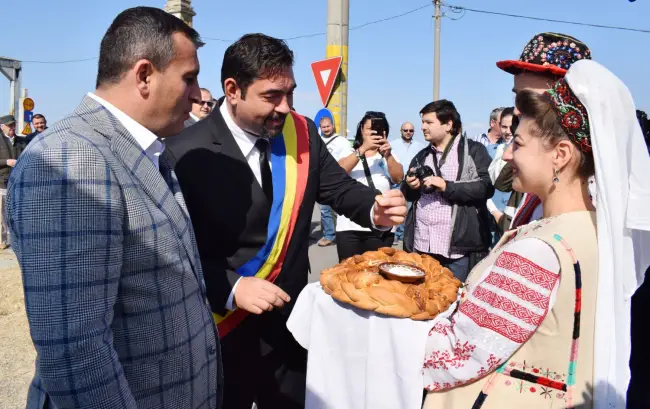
[553, 168, 560, 184]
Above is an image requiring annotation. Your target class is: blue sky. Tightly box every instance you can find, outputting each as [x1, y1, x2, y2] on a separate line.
[1, 0, 648, 142]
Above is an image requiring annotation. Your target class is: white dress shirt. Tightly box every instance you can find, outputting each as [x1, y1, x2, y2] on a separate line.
[87, 92, 165, 170]
[220, 102, 387, 311]
[220, 102, 272, 310]
[189, 112, 200, 123]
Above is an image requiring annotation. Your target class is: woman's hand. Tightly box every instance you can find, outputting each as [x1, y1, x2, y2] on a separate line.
[379, 140, 392, 158]
[359, 132, 384, 155]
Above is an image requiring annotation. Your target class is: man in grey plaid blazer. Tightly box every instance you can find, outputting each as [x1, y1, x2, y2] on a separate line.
[6, 7, 221, 409]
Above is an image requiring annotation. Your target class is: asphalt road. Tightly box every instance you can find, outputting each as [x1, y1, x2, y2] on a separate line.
[307, 204, 339, 284]
[307, 204, 402, 284]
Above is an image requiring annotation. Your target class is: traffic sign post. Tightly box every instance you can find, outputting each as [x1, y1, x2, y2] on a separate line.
[22, 123, 32, 135]
[23, 98, 34, 112]
[21, 97, 35, 135]
[310, 57, 342, 107]
[313, 108, 334, 132]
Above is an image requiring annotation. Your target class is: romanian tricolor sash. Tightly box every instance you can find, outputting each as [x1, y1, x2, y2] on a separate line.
[213, 111, 310, 336]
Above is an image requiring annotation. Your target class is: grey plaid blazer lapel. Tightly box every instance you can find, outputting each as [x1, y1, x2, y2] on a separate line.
[75, 96, 202, 279]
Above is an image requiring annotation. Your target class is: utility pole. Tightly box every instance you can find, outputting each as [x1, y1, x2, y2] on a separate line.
[164, 0, 196, 27]
[0, 57, 21, 118]
[326, 0, 349, 137]
[433, 0, 441, 101]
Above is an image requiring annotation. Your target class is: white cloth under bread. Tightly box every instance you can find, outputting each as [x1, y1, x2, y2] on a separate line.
[287, 282, 459, 409]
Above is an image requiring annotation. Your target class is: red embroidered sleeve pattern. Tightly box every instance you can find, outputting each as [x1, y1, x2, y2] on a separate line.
[483, 273, 549, 310]
[423, 239, 561, 392]
[424, 340, 477, 370]
[494, 251, 559, 291]
[472, 286, 545, 327]
[459, 301, 531, 343]
[429, 321, 452, 336]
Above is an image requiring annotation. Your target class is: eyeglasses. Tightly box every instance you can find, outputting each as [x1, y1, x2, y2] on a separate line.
[364, 111, 386, 118]
[200, 100, 215, 108]
[401, 129, 414, 133]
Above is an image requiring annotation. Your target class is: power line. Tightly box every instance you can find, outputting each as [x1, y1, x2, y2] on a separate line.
[204, 2, 433, 42]
[445, 3, 650, 34]
[201, 36, 233, 42]
[17, 2, 649, 64]
[20, 57, 98, 64]
[350, 3, 431, 31]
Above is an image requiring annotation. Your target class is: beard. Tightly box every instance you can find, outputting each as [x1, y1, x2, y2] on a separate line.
[260, 112, 288, 138]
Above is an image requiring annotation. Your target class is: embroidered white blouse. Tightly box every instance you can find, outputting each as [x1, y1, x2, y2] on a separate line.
[422, 238, 561, 390]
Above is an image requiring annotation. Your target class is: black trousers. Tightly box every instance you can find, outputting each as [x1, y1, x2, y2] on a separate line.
[628, 268, 650, 408]
[336, 230, 395, 261]
[220, 310, 307, 409]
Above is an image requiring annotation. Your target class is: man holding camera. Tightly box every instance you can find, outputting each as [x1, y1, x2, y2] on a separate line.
[402, 100, 494, 281]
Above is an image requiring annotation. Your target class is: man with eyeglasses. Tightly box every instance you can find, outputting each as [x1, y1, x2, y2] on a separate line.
[186, 87, 214, 127]
[390, 122, 424, 245]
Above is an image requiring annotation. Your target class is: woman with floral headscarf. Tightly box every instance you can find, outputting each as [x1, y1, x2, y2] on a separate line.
[420, 60, 650, 409]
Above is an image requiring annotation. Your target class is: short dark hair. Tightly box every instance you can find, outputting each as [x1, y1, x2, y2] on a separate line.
[319, 116, 333, 125]
[420, 100, 462, 136]
[96, 7, 203, 88]
[500, 107, 515, 122]
[221, 33, 294, 98]
[33, 114, 46, 122]
[499, 106, 519, 135]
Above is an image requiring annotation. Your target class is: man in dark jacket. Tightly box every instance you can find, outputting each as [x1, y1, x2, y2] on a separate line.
[25, 113, 48, 144]
[0, 114, 29, 248]
[402, 100, 494, 280]
[164, 33, 406, 409]
[0, 115, 29, 188]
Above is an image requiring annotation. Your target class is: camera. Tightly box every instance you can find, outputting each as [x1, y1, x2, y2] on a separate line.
[407, 165, 437, 194]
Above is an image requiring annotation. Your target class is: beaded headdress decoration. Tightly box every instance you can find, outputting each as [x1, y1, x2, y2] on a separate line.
[546, 78, 591, 153]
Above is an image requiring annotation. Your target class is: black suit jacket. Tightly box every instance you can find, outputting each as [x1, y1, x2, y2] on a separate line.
[0, 133, 29, 188]
[164, 105, 377, 317]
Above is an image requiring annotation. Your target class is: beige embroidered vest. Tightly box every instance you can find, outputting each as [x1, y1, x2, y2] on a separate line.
[424, 211, 598, 409]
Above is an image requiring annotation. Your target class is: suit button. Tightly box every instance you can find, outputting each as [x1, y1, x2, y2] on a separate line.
[209, 345, 217, 355]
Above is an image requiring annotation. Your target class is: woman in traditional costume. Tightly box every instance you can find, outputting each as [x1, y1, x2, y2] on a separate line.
[421, 60, 650, 409]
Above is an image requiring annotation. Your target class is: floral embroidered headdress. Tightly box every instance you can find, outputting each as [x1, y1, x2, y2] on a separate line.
[546, 78, 592, 153]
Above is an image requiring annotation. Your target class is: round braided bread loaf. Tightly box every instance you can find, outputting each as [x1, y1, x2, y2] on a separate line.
[320, 247, 462, 320]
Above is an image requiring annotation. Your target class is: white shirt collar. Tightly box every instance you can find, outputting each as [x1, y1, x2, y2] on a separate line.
[189, 112, 200, 122]
[87, 92, 165, 169]
[220, 101, 258, 158]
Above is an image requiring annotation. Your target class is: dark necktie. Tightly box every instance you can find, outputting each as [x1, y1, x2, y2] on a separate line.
[255, 138, 273, 202]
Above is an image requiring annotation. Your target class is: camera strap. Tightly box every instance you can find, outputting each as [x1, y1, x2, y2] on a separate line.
[324, 135, 339, 147]
[430, 134, 457, 177]
[360, 155, 390, 238]
[360, 155, 379, 193]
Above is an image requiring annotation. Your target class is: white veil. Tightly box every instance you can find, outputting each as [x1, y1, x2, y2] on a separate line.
[565, 60, 650, 409]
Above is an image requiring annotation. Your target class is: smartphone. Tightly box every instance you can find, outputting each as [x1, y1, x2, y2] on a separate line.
[370, 118, 386, 138]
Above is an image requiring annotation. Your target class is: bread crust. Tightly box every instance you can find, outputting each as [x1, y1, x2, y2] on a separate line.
[321, 247, 462, 320]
